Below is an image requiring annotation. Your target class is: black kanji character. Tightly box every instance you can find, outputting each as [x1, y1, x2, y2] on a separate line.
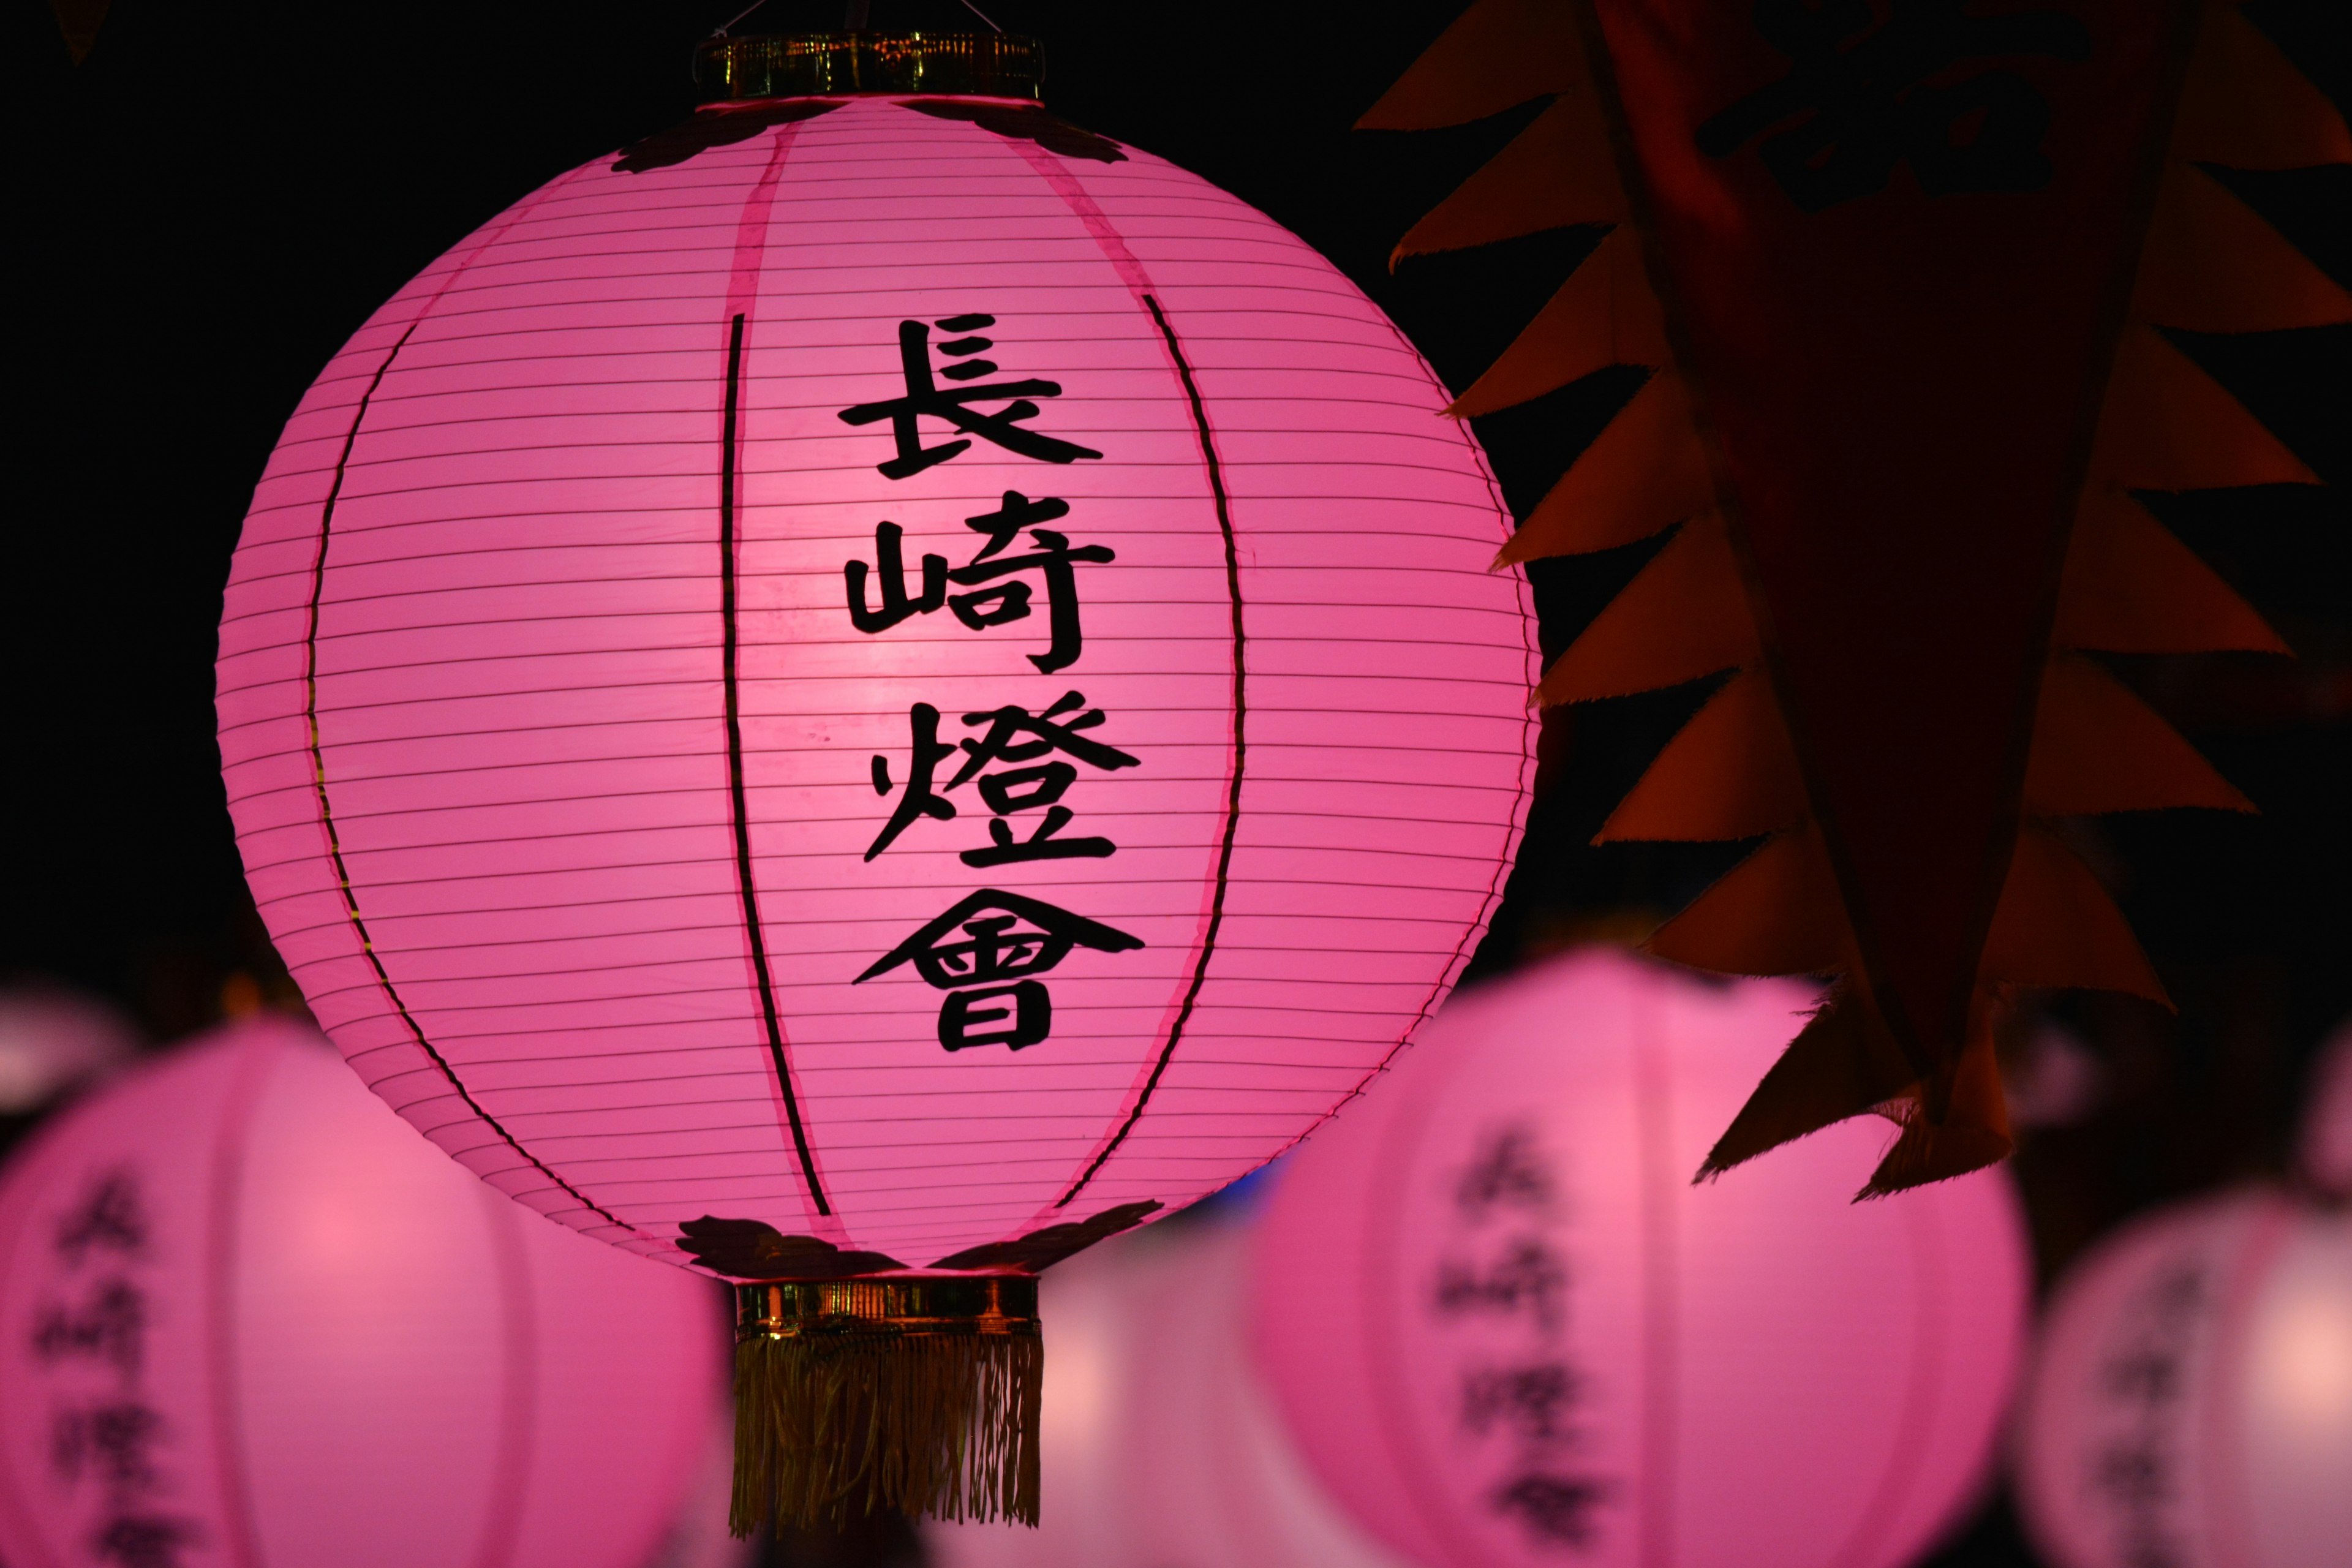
[867, 691, 1140, 865]
[55, 1170, 147, 1267]
[856, 890, 1144, 1052]
[1491, 1472, 1610, 1548]
[2101, 1348, 2184, 1406]
[1455, 1126, 1555, 1222]
[1696, 0, 2092, 211]
[1434, 1238, 1569, 1334]
[91, 1512, 202, 1568]
[843, 492, 1112, 673]
[33, 1279, 147, 1378]
[52, 1402, 164, 1488]
[845, 522, 946, 632]
[837, 315, 1104, 479]
[2093, 1438, 2172, 1508]
[1462, 1360, 1581, 1446]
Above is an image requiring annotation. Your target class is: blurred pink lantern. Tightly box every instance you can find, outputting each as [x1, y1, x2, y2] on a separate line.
[1251, 948, 2032, 1568]
[930, 1215, 1406, 1568]
[2015, 1188, 2352, 1568]
[2300, 1021, 2352, 1198]
[0, 989, 139, 1120]
[212, 30, 1534, 1528]
[0, 1016, 724, 1568]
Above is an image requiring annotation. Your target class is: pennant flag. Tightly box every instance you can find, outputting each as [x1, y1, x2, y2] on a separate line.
[1372, 0, 2343, 1194]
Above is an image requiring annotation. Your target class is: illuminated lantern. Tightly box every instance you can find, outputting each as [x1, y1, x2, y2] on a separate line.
[1251, 948, 2030, 1568]
[0, 989, 137, 1121]
[211, 31, 1536, 1529]
[0, 1016, 723, 1568]
[2014, 1188, 2352, 1568]
[2299, 1022, 2352, 1197]
[930, 1215, 1404, 1568]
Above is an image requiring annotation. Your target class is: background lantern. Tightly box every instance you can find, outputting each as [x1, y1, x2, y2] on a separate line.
[929, 1211, 1404, 1568]
[2013, 1186, 2352, 1568]
[0, 1014, 723, 1568]
[211, 31, 1537, 1528]
[1251, 948, 2032, 1568]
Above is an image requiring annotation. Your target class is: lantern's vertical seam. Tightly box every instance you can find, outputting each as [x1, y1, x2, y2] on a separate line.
[718, 310, 832, 1218]
[302, 319, 635, 1237]
[1054, 293, 1246, 1210]
[205, 1028, 279, 1568]
[1632, 978, 1679, 1568]
[466, 1186, 538, 1568]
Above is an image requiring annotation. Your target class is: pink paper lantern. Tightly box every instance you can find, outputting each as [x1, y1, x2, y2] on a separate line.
[2300, 1022, 2352, 1198]
[213, 47, 1536, 1526]
[0, 990, 138, 1119]
[930, 1215, 1406, 1568]
[1250, 948, 2032, 1568]
[0, 1016, 724, 1568]
[213, 66, 1533, 1279]
[2014, 1188, 2352, 1568]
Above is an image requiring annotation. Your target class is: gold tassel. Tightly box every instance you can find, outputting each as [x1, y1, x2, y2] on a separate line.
[728, 1275, 1042, 1536]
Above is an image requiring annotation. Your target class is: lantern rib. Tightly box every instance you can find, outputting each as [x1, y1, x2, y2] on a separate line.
[301, 317, 635, 1238]
[718, 310, 832, 1221]
[1054, 295, 1247, 1212]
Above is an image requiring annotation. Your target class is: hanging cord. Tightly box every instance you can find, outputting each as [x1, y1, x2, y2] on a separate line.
[957, 0, 1004, 31]
[710, 0, 775, 38]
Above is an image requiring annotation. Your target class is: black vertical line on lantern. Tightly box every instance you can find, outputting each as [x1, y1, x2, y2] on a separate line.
[302, 318, 635, 1236]
[720, 310, 833, 1217]
[1055, 293, 1247, 1210]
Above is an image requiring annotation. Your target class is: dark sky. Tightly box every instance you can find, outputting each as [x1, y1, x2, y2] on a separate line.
[8, 0, 2348, 1160]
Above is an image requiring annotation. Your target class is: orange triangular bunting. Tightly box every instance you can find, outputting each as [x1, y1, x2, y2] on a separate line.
[1536, 511, 1758, 704]
[1355, 0, 1583, 130]
[2087, 323, 2320, 492]
[1501, 372, 1715, 568]
[2171, 2, 2352, 170]
[2053, 488, 2288, 654]
[1393, 94, 1626, 266]
[1697, 987, 1919, 1180]
[1858, 1009, 2014, 1197]
[1451, 226, 1665, 417]
[1645, 825, 1854, 978]
[1978, 826, 2169, 1003]
[2133, 162, 2352, 332]
[2024, 657, 2254, 816]
[1597, 668, 1804, 842]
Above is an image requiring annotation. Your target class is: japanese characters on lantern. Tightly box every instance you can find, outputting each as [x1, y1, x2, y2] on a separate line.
[24, 1168, 197, 1566]
[840, 316, 1142, 1055]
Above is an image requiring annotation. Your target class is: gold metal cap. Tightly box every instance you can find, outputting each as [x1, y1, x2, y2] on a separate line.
[734, 1275, 1041, 1341]
[695, 32, 1044, 102]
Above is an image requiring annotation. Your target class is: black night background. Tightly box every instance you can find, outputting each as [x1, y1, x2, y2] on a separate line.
[7, 4, 2348, 1565]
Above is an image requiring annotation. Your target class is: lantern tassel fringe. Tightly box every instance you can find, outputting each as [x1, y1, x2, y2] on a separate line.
[729, 1329, 1042, 1536]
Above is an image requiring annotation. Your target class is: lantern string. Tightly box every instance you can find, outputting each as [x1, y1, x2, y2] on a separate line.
[956, 0, 1004, 32]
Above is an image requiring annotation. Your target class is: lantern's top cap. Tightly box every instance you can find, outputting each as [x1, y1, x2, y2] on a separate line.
[695, 32, 1043, 103]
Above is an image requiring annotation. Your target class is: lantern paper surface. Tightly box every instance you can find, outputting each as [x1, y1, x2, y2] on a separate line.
[2015, 1188, 2352, 1568]
[0, 1016, 725, 1568]
[1252, 948, 2031, 1568]
[214, 94, 1536, 1275]
[929, 1216, 1406, 1568]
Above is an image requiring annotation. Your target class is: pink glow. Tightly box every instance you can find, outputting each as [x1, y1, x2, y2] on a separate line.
[1250, 948, 2032, 1568]
[929, 1218, 1407, 1568]
[2301, 1022, 2352, 1198]
[214, 97, 1537, 1271]
[2015, 1188, 2352, 1568]
[0, 1016, 724, 1568]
